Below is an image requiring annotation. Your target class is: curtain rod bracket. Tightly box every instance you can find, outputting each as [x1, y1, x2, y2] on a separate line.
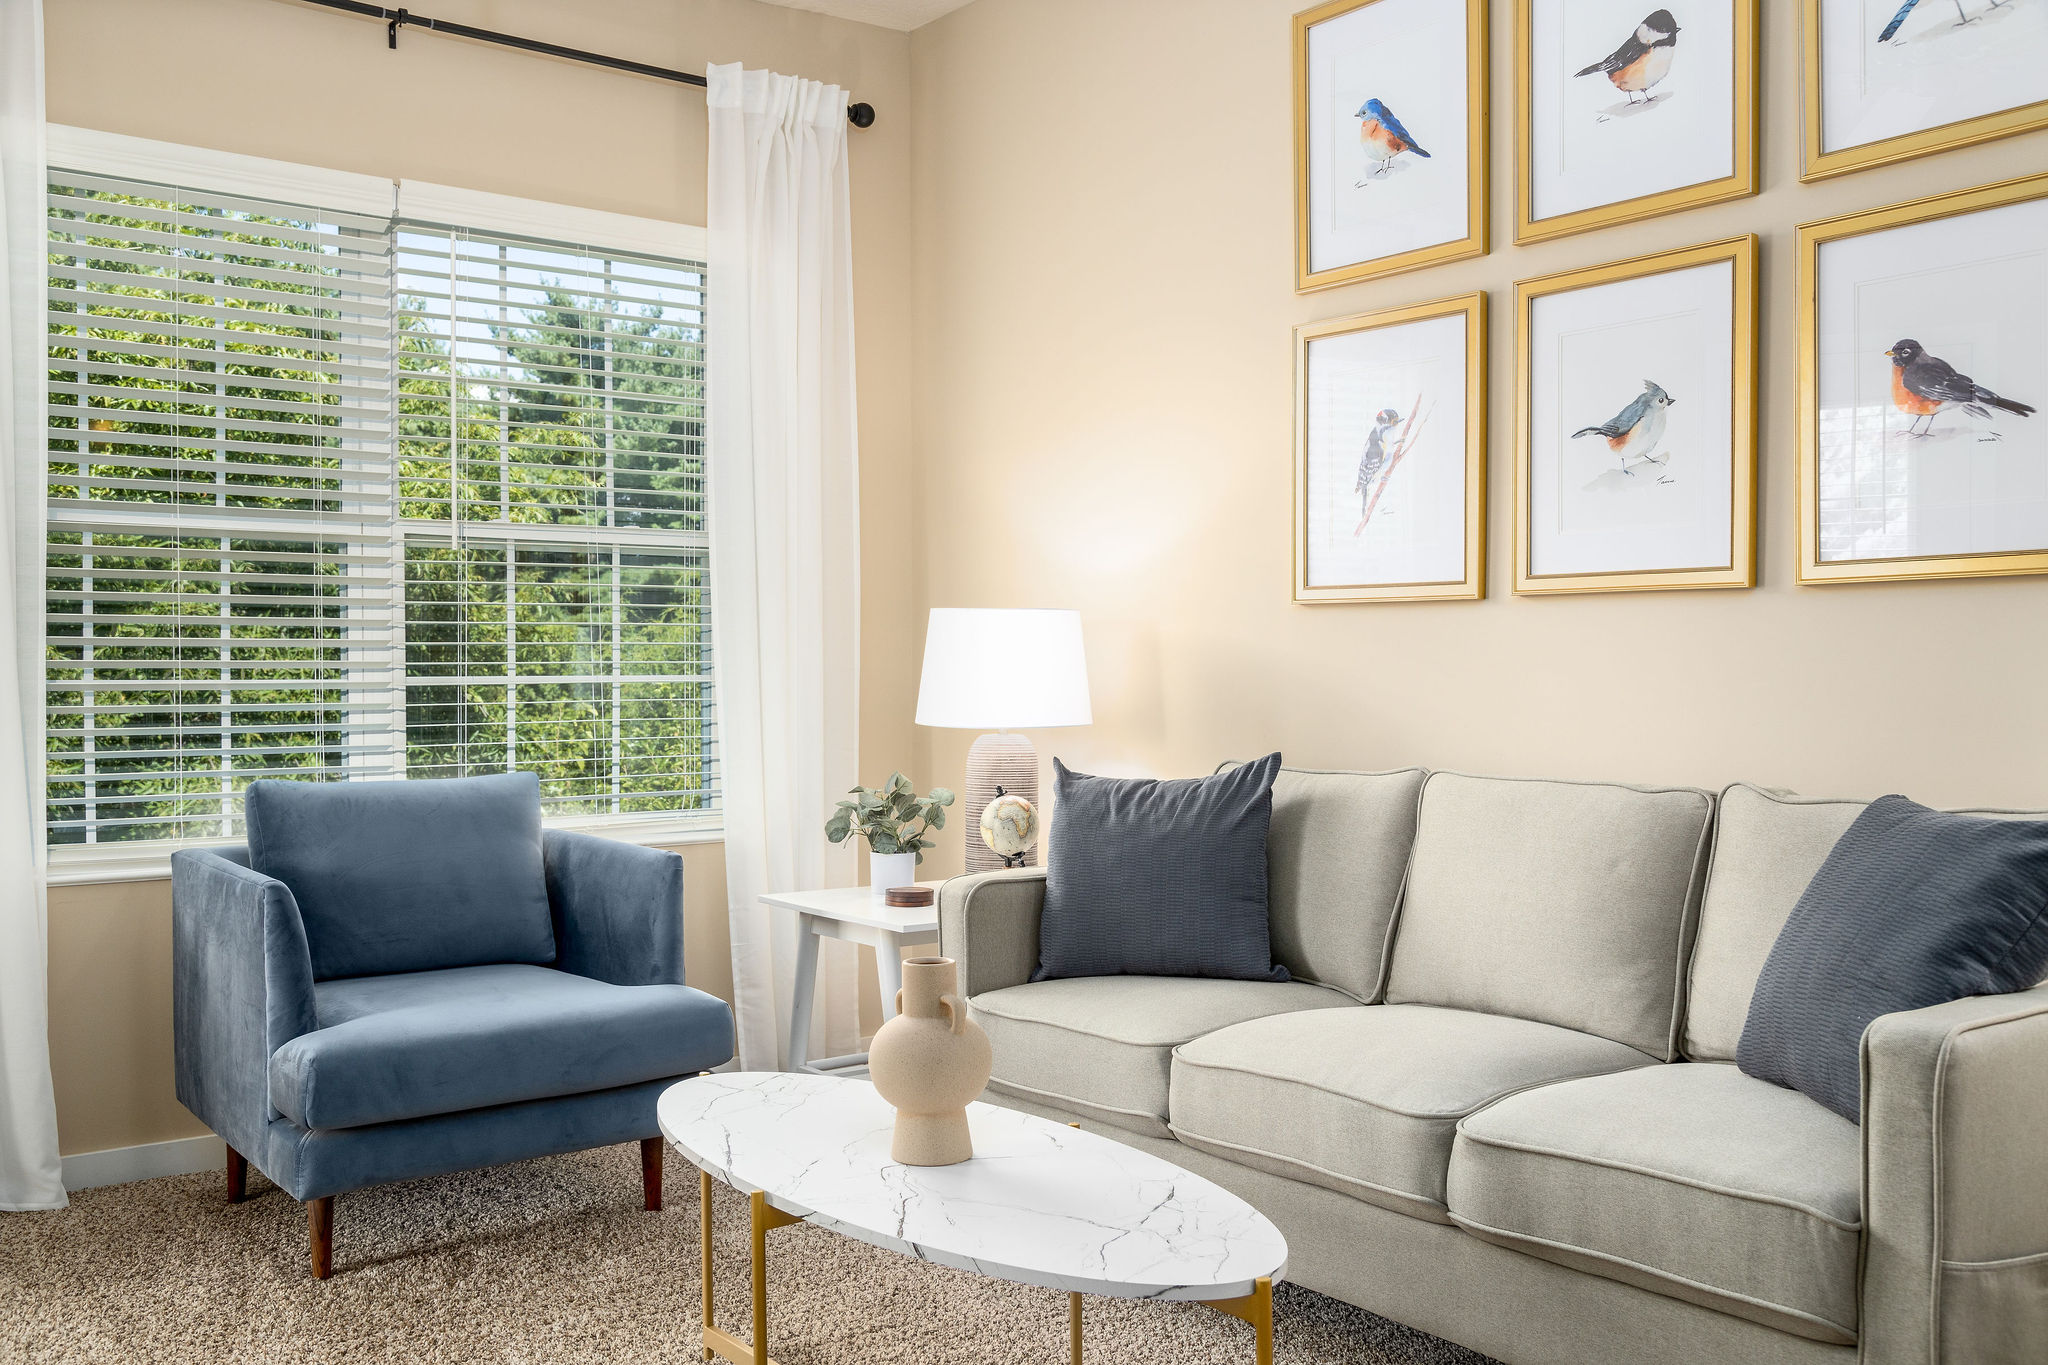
[387, 7, 404, 49]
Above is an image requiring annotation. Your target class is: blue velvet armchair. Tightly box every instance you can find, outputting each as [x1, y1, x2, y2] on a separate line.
[172, 771, 734, 1278]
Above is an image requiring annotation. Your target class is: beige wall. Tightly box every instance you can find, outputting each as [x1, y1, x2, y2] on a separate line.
[905, 0, 2048, 884]
[42, 0, 916, 1156]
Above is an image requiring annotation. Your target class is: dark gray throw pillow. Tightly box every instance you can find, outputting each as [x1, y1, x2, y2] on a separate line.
[1033, 753, 1288, 982]
[1737, 795, 2048, 1122]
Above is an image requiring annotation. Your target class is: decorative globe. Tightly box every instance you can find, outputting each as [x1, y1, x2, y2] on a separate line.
[979, 793, 1038, 860]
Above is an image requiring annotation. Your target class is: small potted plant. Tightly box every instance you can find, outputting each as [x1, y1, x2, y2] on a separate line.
[826, 773, 955, 902]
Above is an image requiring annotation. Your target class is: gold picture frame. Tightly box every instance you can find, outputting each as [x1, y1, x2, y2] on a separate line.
[1802, 0, 2048, 182]
[1293, 0, 1490, 293]
[1514, 0, 1759, 246]
[1514, 236, 1759, 595]
[1294, 292, 1489, 604]
[1797, 172, 2048, 584]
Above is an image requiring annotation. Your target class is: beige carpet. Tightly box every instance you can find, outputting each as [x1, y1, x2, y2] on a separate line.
[1, 1145, 1496, 1364]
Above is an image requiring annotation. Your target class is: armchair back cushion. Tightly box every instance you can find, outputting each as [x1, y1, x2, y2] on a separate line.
[245, 771, 556, 980]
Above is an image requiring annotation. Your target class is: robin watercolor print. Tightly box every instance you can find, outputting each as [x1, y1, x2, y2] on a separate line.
[1572, 381, 1678, 484]
[1576, 9, 1682, 120]
[1353, 99, 1431, 185]
[1885, 339, 2036, 439]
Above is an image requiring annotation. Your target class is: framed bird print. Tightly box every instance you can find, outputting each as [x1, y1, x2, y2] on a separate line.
[1294, 292, 1489, 603]
[1293, 0, 1489, 292]
[1804, 0, 2048, 180]
[1515, 0, 1759, 245]
[1799, 173, 2048, 584]
[1514, 236, 1758, 595]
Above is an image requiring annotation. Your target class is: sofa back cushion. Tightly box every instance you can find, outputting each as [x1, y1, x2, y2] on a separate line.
[1685, 783, 2048, 1061]
[1385, 772, 1714, 1059]
[1262, 765, 1428, 1002]
[245, 771, 556, 980]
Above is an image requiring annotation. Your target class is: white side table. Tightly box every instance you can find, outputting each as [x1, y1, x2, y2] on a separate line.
[761, 884, 941, 1076]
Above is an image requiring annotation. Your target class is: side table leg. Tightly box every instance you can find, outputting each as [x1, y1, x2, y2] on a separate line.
[788, 919, 820, 1072]
[877, 938, 905, 1024]
[1203, 1276, 1273, 1365]
[1069, 1291, 1083, 1364]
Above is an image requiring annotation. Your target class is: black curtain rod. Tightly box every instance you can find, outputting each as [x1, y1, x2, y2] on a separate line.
[291, 0, 878, 127]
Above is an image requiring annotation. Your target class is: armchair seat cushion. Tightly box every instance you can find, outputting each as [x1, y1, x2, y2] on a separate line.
[969, 976, 1354, 1137]
[268, 964, 733, 1130]
[1168, 1004, 1654, 1224]
[1447, 1061, 1862, 1345]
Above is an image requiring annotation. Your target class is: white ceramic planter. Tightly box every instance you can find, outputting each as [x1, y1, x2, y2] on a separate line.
[868, 850, 918, 903]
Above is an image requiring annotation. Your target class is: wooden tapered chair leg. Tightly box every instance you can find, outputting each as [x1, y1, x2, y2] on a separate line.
[308, 1196, 333, 1280]
[225, 1146, 247, 1204]
[641, 1136, 664, 1212]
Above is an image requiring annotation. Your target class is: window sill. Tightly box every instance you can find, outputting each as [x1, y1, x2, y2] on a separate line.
[46, 817, 724, 887]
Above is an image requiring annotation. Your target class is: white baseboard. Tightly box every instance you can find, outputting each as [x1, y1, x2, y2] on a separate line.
[62, 1134, 224, 1192]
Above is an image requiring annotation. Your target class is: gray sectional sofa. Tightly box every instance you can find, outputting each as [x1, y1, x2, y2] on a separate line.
[937, 768, 2048, 1365]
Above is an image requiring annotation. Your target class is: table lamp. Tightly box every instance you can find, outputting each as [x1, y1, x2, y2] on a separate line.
[914, 608, 1092, 874]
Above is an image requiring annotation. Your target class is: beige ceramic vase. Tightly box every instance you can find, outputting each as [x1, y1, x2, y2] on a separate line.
[867, 957, 992, 1166]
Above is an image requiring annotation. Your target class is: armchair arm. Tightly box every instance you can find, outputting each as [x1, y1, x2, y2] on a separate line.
[543, 829, 684, 987]
[1861, 983, 2048, 1365]
[938, 868, 1046, 998]
[171, 847, 316, 1158]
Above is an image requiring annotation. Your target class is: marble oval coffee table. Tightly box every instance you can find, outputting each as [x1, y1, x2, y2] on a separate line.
[658, 1071, 1288, 1365]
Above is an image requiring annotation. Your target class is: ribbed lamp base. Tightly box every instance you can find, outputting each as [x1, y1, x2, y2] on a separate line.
[964, 732, 1039, 874]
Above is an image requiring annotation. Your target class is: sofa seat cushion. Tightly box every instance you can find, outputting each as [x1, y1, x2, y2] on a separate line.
[1168, 1004, 1656, 1224]
[269, 964, 734, 1130]
[970, 976, 1354, 1137]
[1448, 1062, 1861, 1346]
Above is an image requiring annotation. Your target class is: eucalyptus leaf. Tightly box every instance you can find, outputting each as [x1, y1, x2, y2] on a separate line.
[824, 811, 852, 843]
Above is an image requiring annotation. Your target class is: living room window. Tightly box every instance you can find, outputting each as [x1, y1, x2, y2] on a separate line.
[43, 137, 716, 864]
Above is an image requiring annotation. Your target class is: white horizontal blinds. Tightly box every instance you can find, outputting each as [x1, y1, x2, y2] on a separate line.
[394, 225, 715, 820]
[46, 171, 401, 845]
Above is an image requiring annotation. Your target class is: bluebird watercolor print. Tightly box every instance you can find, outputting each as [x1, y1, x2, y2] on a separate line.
[1296, 295, 1486, 604]
[1804, 181, 2048, 582]
[1296, 0, 1486, 291]
[1517, 238, 1757, 594]
[1519, 0, 1756, 245]
[1808, 0, 2048, 178]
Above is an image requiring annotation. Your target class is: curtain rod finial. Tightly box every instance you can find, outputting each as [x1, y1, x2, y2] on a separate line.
[848, 102, 876, 129]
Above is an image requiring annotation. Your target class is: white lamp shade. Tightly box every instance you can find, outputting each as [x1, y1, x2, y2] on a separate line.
[914, 608, 1093, 730]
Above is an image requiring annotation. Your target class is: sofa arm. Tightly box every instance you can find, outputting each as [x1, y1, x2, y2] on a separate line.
[1861, 983, 2048, 1365]
[172, 847, 316, 1158]
[939, 868, 1046, 998]
[543, 829, 685, 987]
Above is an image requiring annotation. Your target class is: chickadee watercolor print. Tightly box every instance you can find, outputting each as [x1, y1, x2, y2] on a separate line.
[1576, 9, 1681, 120]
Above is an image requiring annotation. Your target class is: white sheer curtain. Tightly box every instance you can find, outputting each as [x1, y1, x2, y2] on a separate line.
[706, 62, 862, 1070]
[0, 0, 62, 1211]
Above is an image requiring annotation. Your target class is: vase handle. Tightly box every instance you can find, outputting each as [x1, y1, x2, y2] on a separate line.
[939, 994, 968, 1035]
[894, 989, 904, 1015]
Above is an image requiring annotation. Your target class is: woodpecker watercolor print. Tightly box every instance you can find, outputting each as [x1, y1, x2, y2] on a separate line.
[1518, 0, 1757, 245]
[1295, 0, 1488, 291]
[1515, 237, 1758, 595]
[1800, 176, 2048, 583]
[1806, 0, 2048, 179]
[1295, 294, 1488, 604]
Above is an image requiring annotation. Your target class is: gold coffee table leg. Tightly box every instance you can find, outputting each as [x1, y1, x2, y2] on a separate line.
[700, 1170, 715, 1362]
[1204, 1276, 1274, 1365]
[699, 1179, 800, 1365]
[1069, 1292, 1083, 1363]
